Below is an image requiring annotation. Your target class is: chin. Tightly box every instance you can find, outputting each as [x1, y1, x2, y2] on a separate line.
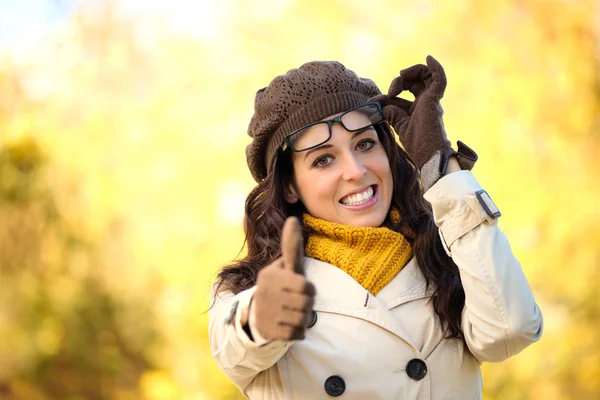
[340, 210, 388, 228]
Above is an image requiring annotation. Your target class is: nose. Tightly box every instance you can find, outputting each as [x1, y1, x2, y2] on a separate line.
[341, 152, 367, 181]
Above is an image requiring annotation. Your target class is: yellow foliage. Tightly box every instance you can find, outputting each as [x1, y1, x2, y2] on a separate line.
[140, 371, 181, 400]
[0, 0, 599, 399]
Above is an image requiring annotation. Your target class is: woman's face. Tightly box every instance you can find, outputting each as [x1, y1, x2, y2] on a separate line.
[287, 110, 394, 227]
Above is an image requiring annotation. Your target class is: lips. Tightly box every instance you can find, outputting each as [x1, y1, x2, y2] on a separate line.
[340, 185, 376, 206]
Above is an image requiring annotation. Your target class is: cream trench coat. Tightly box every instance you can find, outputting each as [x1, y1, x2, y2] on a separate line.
[209, 171, 543, 399]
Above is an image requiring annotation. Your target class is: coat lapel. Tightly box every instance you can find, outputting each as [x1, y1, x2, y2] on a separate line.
[376, 258, 435, 309]
[303, 257, 428, 352]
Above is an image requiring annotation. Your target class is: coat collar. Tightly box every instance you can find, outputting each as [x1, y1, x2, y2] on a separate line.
[377, 258, 435, 309]
[303, 256, 433, 353]
[304, 257, 432, 309]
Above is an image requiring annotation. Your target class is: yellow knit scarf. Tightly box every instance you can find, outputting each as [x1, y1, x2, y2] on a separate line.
[303, 208, 413, 295]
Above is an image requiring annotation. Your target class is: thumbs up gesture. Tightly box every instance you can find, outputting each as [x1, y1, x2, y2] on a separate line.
[251, 217, 316, 340]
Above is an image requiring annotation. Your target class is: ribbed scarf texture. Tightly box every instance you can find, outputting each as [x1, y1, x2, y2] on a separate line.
[303, 208, 413, 295]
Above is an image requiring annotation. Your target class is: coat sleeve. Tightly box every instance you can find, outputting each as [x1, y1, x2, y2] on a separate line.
[209, 285, 293, 394]
[423, 170, 543, 363]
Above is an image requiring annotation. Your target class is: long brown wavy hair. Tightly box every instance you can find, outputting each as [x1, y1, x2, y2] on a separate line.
[214, 122, 465, 338]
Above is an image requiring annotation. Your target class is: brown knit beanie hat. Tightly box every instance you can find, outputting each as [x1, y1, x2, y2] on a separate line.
[246, 61, 381, 182]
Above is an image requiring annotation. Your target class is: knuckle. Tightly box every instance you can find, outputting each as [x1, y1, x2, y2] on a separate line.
[258, 264, 276, 279]
[286, 273, 304, 289]
[256, 268, 267, 280]
[293, 327, 305, 340]
[294, 312, 305, 326]
[280, 325, 293, 340]
[304, 295, 315, 310]
[304, 281, 316, 295]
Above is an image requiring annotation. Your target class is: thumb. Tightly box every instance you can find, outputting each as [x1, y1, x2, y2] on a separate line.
[281, 217, 305, 275]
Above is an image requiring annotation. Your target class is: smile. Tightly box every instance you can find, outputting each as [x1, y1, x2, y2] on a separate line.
[340, 185, 377, 206]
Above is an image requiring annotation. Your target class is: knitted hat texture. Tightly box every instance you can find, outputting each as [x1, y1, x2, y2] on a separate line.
[246, 61, 381, 182]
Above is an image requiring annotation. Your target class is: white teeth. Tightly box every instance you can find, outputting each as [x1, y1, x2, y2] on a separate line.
[341, 186, 374, 206]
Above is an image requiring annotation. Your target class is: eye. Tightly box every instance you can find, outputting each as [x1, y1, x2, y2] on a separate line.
[356, 139, 376, 151]
[313, 155, 333, 168]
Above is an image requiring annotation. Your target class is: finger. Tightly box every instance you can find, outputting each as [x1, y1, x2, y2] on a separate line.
[400, 62, 432, 96]
[281, 217, 304, 275]
[256, 258, 283, 283]
[304, 281, 316, 296]
[282, 292, 315, 312]
[288, 325, 306, 340]
[370, 94, 412, 112]
[381, 104, 410, 130]
[369, 94, 389, 107]
[279, 309, 307, 327]
[277, 323, 305, 341]
[406, 80, 426, 98]
[382, 104, 410, 124]
[383, 97, 413, 111]
[425, 55, 447, 99]
[387, 76, 405, 97]
[399, 63, 429, 81]
[425, 55, 444, 75]
[281, 273, 311, 294]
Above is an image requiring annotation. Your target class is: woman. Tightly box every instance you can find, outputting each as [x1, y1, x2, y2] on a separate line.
[209, 56, 543, 399]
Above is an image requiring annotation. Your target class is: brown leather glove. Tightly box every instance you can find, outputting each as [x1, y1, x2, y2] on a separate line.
[251, 217, 316, 341]
[370, 55, 477, 190]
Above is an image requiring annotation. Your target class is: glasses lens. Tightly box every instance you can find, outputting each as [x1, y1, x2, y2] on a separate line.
[287, 122, 331, 152]
[340, 103, 382, 131]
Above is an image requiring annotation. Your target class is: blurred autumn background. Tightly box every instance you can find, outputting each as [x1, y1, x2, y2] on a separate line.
[0, 0, 599, 399]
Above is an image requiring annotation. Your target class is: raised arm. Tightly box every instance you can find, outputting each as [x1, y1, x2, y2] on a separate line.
[424, 170, 543, 362]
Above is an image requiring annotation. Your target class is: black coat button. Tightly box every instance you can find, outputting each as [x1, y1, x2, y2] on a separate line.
[308, 310, 317, 328]
[406, 358, 427, 380]
[324, 375, 345, 396]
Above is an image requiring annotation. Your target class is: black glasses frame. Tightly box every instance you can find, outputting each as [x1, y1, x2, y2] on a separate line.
[282, 102, 383, 152]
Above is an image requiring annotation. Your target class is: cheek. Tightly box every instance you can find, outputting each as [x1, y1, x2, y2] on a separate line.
[295, 169, 338, 203]
[370, 152, 393, 180]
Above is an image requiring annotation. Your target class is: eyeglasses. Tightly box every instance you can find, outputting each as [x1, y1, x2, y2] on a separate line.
[282, 102, 383, 152]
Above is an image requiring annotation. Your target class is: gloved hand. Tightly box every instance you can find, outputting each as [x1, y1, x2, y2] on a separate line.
[251, 217, 316, 340]
[371, 55, 477, 190]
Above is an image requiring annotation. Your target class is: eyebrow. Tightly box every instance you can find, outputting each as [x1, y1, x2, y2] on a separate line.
[303, 128, 372, 161]
[304, 144, 333, 161]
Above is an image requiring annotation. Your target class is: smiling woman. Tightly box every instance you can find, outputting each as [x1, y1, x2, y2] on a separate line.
[285, 103, 394, 228]
[209, 58, 543, 399]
